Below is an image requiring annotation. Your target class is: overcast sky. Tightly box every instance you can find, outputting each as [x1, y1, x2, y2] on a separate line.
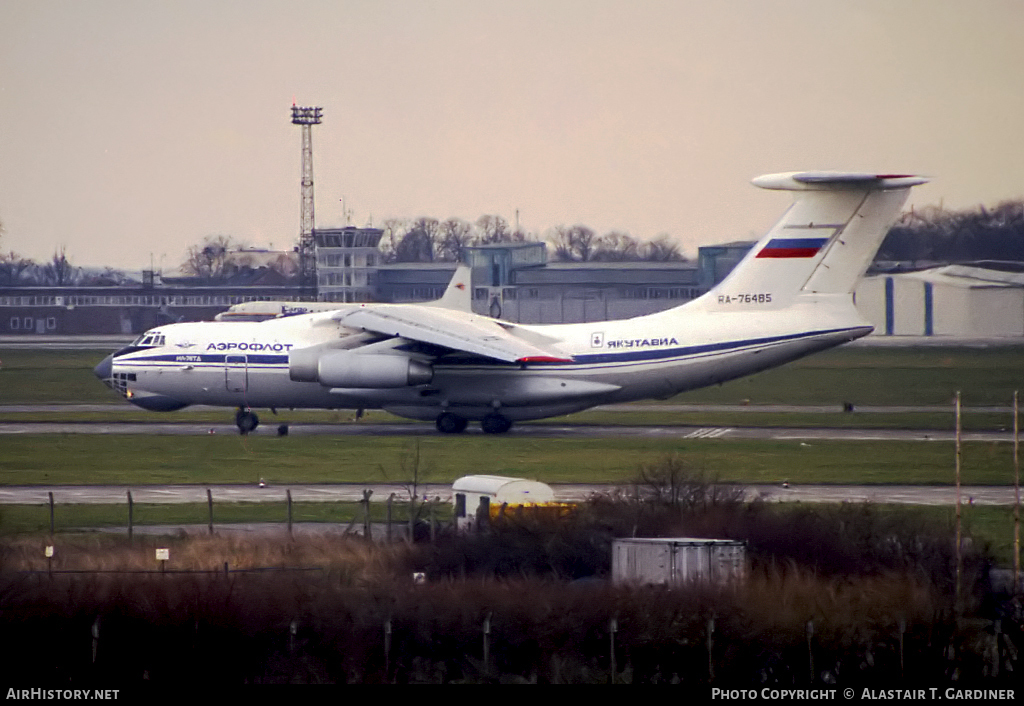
[2, 0, 1022, 270]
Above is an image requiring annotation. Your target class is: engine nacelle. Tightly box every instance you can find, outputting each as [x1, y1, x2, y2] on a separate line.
[290, 347, 432, 388]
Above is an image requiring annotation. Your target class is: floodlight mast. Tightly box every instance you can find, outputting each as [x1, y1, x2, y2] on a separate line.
[292, 105, 322, 300]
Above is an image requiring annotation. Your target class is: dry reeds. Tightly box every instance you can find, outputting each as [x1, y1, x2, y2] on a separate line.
[0, 490, 1018, 683]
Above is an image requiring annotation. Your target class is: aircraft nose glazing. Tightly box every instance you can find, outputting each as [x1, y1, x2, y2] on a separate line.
[93, 354, 113, 381]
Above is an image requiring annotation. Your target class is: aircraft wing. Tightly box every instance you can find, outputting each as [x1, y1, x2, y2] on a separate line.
[332, 305, 572, 363]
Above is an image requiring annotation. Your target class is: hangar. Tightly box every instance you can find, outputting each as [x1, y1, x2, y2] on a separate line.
[856, 263, 1024, 337]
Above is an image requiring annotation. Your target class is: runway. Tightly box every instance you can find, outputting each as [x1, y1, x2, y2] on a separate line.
[0, 482, 1019, 506]
[0, 418, 1011, 443]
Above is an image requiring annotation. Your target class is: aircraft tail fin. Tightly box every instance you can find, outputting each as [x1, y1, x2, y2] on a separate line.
[699, 172, 927, 310]
[431, 265, 473, 312]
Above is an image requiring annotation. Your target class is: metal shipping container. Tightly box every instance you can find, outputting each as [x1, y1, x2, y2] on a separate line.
[612, 538, 746, 586]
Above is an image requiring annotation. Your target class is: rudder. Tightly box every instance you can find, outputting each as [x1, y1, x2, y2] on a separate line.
[702, 172, 927, 309]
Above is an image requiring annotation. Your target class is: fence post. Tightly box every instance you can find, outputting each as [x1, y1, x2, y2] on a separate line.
[708, 613, 715, 682]
[384, 617, 392, 681]
[387, 494, 394, 542]
[48, 491, 55, 536]
[207, 488, 214, 535]
[127, 490, 133, 542]
[287, 489, 293, 538]
[362, 489, 373, 540]
[91, 616, 100, 665]
[992, 619, 1002, 677]
[609, 617, 618, 684]
[806, 619, 814, 683]
[898, 616, 906, 678]
[408, 494, 416, 543]
[482, 612, 491, 679]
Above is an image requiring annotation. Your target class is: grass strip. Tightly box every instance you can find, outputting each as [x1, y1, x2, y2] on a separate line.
[0, 433, 1019, 486]
[0, 500, 432, 534]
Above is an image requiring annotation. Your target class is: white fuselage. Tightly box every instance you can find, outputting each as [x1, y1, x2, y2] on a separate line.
[97, 172, 925, 429]
[103, 293, 870, 422]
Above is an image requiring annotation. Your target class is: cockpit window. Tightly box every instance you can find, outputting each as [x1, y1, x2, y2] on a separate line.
[130, 332, 166, 347]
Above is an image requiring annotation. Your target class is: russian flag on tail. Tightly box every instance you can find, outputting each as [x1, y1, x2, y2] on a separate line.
[756, 237, 829, 259]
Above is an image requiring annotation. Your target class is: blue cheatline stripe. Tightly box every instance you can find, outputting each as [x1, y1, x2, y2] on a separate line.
[566, 327, 862, 366]
[116, 327, 866, 373]
[762, 237, 829, 249]
[116, 353, 290, 365]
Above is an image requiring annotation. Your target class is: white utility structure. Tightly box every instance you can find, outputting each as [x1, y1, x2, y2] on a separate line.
[452, 475, 555, 531]
[612, 537, 746, 586]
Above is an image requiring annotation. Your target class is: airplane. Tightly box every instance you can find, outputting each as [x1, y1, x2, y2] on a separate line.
[211, 264, 473, 321]
[94, 171, 927, 435]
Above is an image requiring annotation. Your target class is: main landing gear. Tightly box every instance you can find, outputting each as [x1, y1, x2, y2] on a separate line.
[235, 407, 259, 435]
[434, 412, 513, 434]
[481, 413, 512, 434]
[435, 412, 469, 434]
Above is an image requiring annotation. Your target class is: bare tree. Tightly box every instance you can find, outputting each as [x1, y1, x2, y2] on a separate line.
[40, 246, 80, 286]
[379, 218, 410, 263]
[438, 217, 477, 262]
[550, 224, 597, 261]
[633, 454, 744, 514]
[639, 234, 685, 261]
[476, 214, 512, 244]
[592, 231, 640, 261]
[183, 235, 236, 279]
[0, 251, 35, 285]
[394, 217, 443, 262]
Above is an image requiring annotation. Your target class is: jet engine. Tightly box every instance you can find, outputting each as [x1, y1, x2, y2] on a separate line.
[290, 347, 433, 388]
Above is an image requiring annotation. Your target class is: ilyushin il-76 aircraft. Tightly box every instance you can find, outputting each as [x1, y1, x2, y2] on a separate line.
[94, 172, 927, 434]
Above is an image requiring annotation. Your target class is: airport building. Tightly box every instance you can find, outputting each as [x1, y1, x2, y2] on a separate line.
[314, 227, 384, 302]
[3, 230, 1023, 338]
[855, 263, 1024, 337]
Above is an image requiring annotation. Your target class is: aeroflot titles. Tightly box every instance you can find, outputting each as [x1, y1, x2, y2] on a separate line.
[606, 337, 679, 349]
[206, 342, 295, 352]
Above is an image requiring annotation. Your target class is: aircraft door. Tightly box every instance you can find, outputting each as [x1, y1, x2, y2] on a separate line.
[225, 355, 248, 392]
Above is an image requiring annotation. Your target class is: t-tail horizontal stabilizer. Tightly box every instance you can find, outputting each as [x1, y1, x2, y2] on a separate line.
[704, 171, 928, 309]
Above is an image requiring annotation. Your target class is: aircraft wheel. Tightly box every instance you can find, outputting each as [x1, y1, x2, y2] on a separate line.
[481, 413, 512, 434]
[236, 409, 259, 435]
[436, 412, 468, 434]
